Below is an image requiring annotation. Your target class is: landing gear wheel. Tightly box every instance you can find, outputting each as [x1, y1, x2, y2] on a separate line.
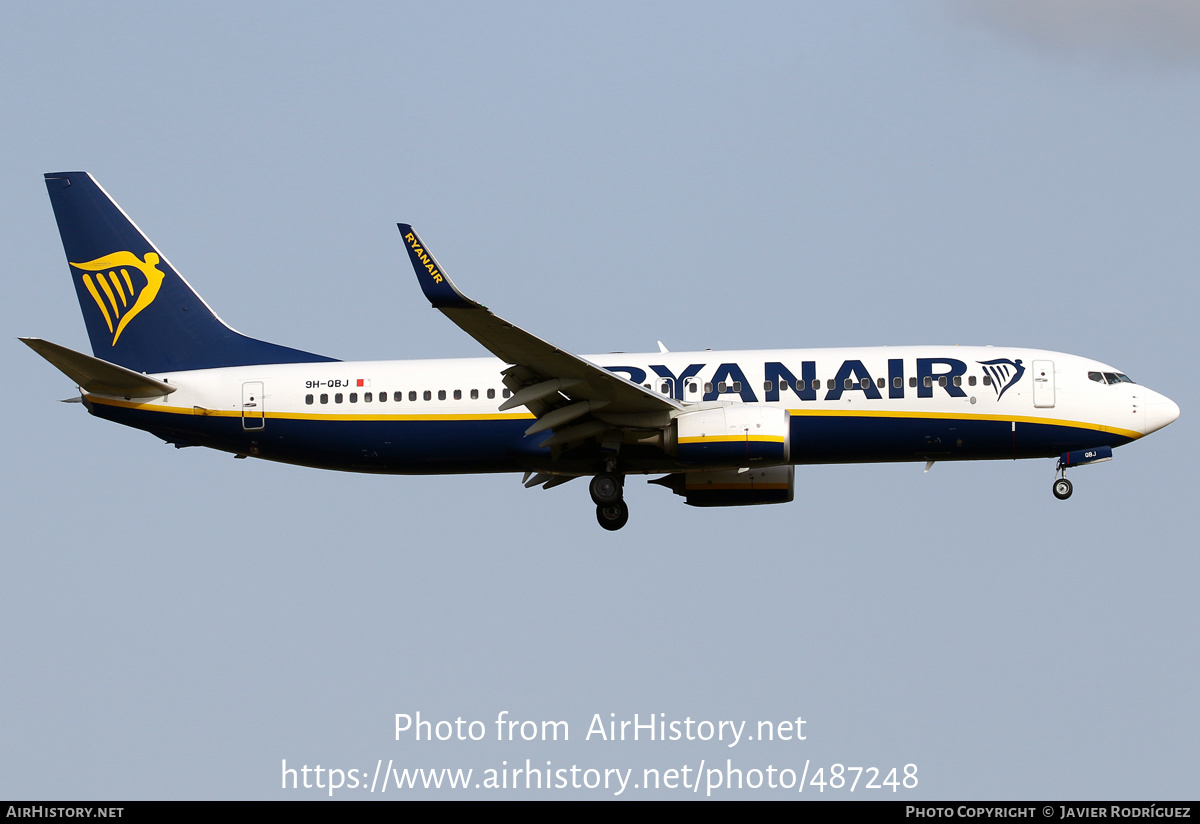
[590, 472, 623, 505]
[1053, 477, 1073, 500]
[596, 500, 629, 531]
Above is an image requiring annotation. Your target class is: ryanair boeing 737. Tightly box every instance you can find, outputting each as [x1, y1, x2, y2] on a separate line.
[23, 172, 1180, 530]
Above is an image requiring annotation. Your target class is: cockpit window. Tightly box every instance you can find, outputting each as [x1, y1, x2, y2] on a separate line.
[1088, 372, 1104, 383]
[1093, 371, 1135, 385]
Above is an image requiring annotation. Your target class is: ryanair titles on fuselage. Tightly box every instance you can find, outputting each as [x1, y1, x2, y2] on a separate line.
[603, 356, 1024, 404]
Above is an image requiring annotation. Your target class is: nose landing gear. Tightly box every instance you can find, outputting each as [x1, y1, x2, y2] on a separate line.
[1051, 446, 1113, 501]
[590, 472, 628, 530]
[1052, 454, 1075, 500]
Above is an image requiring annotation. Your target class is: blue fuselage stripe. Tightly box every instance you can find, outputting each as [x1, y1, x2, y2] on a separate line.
[88, 402, 1133, 474]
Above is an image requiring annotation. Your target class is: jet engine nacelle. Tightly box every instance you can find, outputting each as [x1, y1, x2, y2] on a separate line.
[651, 465, 795, 507]
[669, 404, 791, 467]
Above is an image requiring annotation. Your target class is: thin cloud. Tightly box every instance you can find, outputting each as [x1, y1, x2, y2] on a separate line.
[950, 0, 1200, 65]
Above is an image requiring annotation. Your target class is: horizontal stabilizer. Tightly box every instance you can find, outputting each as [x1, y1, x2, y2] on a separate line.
[21, 337, 178, 399]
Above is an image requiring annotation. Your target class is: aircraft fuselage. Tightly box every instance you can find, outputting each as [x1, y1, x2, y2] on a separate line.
[82, 346, 1170, 476]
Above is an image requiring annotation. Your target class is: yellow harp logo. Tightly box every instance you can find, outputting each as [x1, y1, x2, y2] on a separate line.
[71, 251, 166, 346]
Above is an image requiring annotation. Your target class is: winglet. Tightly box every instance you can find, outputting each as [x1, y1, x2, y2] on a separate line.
[397, 224, 474, 309]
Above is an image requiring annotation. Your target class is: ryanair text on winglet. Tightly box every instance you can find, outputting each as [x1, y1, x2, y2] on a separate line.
[405, 232, 443, 284]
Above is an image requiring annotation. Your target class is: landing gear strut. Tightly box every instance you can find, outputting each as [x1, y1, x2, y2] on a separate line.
[1052, 456, 1073, 500]
[591, 472, 628, 530]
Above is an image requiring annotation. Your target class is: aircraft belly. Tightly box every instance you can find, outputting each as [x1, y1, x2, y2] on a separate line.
[89, 402, 546, 473]
[88, 399, 1137, 475]
[787, 414, 1133, 464]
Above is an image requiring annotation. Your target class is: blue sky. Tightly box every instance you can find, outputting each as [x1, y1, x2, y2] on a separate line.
[2, 2, 1196, 799]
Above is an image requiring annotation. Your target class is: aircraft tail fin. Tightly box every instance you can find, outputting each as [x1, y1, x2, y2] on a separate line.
[43, 172, 336, 373]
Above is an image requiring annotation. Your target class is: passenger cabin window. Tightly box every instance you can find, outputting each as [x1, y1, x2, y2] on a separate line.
[718, 382, 728, 393]
[877, 378, 885, 389]
[826, 379, 835, 390]
[764, 380, 774, 392]
[305, 394, 314, 405]
[968, 376, 976, 386]
[349, 392, 358, 403]
[983, 376, 992, 386]
[503, 389, 511, 398]
[320, 393, 328, 404]
[860, 378, 870, 389]
[453, 389, 461, 400]
[909, 377, 917, 388]
[487, 388, 496, 399]
[923, 377, 932, 388]
[844, 378, 853, 390]
[423, 390, 431, 401]
[335, 393, 343, 403]
[471, 389, 479, 400]
[952, 376, 961, 387]
[409, 391, 417, 401]
[365, 392, 372, 402]
[893, 377, 902, 389]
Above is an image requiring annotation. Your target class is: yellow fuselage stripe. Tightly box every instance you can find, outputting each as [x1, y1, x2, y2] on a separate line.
[679, 435, 786, 444]
[88, 396, 535, 422]
[83, 395, 1141, 439]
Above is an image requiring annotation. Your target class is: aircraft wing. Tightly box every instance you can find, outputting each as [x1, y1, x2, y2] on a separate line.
[398, 224, 680, 434]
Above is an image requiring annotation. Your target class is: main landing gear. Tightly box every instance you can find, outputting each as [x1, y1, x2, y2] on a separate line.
[591, 472, 628, 531]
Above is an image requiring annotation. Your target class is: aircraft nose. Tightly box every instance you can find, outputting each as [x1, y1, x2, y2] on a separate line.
[1144, 390, 1180, 435]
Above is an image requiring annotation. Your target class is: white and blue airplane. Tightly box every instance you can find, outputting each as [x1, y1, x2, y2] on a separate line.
[24, 172, 1180, 530]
